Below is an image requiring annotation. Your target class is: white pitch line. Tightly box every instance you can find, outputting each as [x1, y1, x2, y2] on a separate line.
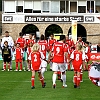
[0, 79, 90, 83]
[0, 81, 31, 83]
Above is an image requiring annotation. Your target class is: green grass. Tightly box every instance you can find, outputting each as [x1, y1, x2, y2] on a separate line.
[0, 61, 100, 100]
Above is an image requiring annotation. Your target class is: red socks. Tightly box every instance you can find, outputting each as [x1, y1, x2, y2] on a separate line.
[74, 75, 77, 85]
[77, 77, 80, 87]
[16, 62, 18, 70]
[8, 63, 10, 70]
[57, 71, 61, 80]
[20, 62, 22, 70]
[31, 76, 35, 87]
[16, 62, 22, 70]
[74, 74, 80, 87]
[80, 72, 83, 82]
[4, 62, 6, 70]
[40, 77, 44, 86]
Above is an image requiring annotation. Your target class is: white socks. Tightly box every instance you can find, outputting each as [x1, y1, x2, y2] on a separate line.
[41, 68, 46, 78]
[52, 73, 57, 85]
[62, 74, 66, 86]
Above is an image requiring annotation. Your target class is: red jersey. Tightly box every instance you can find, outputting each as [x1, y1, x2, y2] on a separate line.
[85, 46, 91, 61]
[52, 41, 68, 63]
[15, 47, 23, 60]
[66, 39, 74, 48]
[27, 47, 32, 58]
[66, 39, 75, 54]
[16, 37, 26, 48]
[29, 52, 45, 71]
[38, 40, 48, 59]
[70, 50, 85, 70]
[26, 39, 35, 46]
[48, 39, 56, 51]
[76, 40, 85, 46]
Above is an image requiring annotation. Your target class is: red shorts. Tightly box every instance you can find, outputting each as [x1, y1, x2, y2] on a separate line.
[16, 59, 22, 63]
[73, 64, 82, 72]
[31, 65, 41, 71]
[74, 68, 81, 72]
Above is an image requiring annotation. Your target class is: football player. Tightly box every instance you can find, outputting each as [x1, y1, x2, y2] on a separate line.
[48, 35, 68, 88]
[69, 44, 85, 88]
[14, 43, 23, 71]
[37, 34, 48, 79]
[29, 43, 46, 89]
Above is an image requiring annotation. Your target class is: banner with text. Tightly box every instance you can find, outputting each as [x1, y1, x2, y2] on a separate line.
[2, 14, 100, 23]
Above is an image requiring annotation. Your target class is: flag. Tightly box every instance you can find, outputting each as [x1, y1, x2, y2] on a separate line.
[72, 20, 77, 44]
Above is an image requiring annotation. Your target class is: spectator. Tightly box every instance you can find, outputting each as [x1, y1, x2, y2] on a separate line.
[95, 9, 99, 13]
[89, 8, 93, 13]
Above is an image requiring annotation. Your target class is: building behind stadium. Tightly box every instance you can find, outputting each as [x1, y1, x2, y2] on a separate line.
[2, 0, 100, 43]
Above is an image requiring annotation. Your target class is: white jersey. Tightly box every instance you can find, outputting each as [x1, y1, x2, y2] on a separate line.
[1, 36, 14, 47]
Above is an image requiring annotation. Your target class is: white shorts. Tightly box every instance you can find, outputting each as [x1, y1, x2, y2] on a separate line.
[52, 62, 66, 72]
[41, 60, 47, 68]
[64, 62, 68, 70]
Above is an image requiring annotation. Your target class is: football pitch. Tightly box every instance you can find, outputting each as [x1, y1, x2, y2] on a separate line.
[0, 61, 100, 100]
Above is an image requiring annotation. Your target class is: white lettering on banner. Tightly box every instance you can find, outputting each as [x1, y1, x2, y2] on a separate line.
[45, 17, 53, 21]
[3, 15, 100, 23]
[91, 55, 95, 59]
[14, 17, 23, 22]
[96, 55, 100, 59]
[25, 17, 36, 21]
[4, 16, 13, 21]
[55, 17, 69, 21]
[70, 17, 82, 21]
[37, 17, 44, 21]
[25, 16, 84, 22]
[85, 16, 94, 22]
[90, 54, 100, 60]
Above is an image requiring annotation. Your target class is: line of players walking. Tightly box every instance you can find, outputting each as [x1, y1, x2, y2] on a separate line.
[1, 31, 91, 89]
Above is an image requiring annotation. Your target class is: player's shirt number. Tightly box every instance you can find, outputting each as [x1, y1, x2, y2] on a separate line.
[75, 54, 79, 61]
[56, 47, 60, 54]
[40, 45, 45, 51]
[34, 54, 37, 62]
